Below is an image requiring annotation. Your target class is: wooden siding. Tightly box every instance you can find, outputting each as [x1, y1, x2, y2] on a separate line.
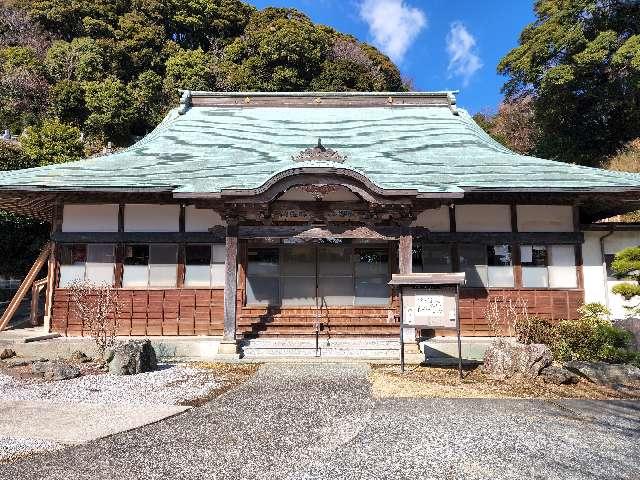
[52, 288, 224, 336]
[51, 287, 583, 338]
[454, 288, 583, 337]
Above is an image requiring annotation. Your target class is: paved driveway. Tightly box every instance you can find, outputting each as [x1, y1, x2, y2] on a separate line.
[1, 363, 638, 480]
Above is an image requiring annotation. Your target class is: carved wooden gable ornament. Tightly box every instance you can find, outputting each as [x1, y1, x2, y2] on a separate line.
[292, 138, 347, 163]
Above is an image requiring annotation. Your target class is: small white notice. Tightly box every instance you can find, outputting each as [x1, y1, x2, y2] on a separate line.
[415, 294, 444, 317]
[520, 245, 533, 263]
[402, 286, 458, 329]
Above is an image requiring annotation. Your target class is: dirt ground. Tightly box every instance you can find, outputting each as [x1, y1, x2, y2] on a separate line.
[370, 364, 640, 400]
[183, 362, 259, 406]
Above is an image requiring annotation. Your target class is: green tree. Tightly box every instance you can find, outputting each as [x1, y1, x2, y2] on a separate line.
[20, 117, 84, 165]
[164, 48, 216, 93]
[45, 37, 107, 81]
[84, 76, 133, 140]
[114, 11, 165, 78]
[498, 0, 640, 165]
[168, 0, 254, 50]
[611, 247, 640, 315]
[48, 79, 88, 125]
[129, 70, 168, 133]
[0, 45, 49, 133]
[0, 141, 38, 171]
[217, 8, 331, 91]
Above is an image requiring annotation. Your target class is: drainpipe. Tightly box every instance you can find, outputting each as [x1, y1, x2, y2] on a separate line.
[599, 228, 615, 309]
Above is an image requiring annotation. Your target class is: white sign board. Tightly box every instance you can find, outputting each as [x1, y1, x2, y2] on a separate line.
[402, 286, 458, 329]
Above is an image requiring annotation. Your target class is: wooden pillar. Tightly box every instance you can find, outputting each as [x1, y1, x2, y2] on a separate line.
[511, 203, 522, 288]
[573, 205, 584, 290]
[44, 200, 63, 332]
[220, 220, 238, 353]
[398, 227, 412, 275]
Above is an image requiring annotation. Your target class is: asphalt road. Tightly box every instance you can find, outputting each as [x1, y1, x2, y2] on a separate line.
[1, 363, 638, 480]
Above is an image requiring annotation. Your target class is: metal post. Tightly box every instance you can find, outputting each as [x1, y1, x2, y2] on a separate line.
[399, 286, 405, 373]
[456, 284, 463, 379]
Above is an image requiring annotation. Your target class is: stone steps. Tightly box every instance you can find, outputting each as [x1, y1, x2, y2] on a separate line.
[241, 337, 403, 359]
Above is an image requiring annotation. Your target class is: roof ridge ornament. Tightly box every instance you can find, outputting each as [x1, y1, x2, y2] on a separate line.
[292, 138, 347, 163]
[178, 90, 192, 115]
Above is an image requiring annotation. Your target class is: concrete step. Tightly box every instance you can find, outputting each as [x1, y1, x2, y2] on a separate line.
[240, 337, 404, 359]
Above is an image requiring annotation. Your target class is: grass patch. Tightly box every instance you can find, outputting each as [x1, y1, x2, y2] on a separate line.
[370, 364, 640, 400]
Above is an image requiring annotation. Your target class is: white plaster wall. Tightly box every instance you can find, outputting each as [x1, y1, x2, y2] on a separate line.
[124, 204, 180, 232]
[582, 232, 608, 306]
[517, 205, 574, 232]
[185, 206, 224, 232]
[62, 204, 119, 232]
[603, 231, 640, 255]
[411, 206, 450, 231]
[455, 204, 511, 232]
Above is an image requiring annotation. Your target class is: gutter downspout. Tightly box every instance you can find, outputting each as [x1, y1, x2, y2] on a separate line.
[599, 228, 615, 310]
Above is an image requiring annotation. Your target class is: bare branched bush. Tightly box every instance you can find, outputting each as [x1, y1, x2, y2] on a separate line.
[69, 280, 119, 358]
[484, 297, 533, 343]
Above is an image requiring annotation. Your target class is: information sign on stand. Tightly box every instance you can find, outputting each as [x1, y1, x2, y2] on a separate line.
[389, 273, 466, 376]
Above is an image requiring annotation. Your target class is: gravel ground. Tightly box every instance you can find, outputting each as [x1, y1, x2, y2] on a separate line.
[0, 437, 64, 464]
[0, 364, 221, 406]
[0, 363, 638, 480]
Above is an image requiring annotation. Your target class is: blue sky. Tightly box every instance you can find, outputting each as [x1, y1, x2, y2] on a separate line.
[248, 0, 535, 114]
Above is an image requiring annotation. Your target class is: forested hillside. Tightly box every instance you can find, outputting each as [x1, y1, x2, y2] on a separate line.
[0, 0, 405, 277]
[0, 0, 403, 158]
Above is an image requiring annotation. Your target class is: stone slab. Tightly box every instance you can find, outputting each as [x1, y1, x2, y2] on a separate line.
[0, 400, 189, 444]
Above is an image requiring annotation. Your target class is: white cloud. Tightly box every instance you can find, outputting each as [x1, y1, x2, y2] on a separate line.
[446, 21, 482, 86]
[359, 0, 427, 63]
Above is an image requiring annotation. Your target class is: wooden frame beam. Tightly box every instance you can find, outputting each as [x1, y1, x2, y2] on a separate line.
[0, 242, 52, 331]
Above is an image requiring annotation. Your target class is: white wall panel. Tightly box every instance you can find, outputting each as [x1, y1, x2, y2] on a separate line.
[582, 232, 607, 305]
[455, 204, 511, 232]
[411, 206, 450, 232]
[62, 204, 119, 232]
[185, 206, 224, 232]
[517, 205, 574, 232]
[124, 204, 179, 232]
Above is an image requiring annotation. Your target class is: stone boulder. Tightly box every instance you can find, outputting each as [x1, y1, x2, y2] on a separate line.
[564, 361, 640, 385]
[539, 365, 580, 385]
[105, 339, 157, 375]
[483, 341, 553, 380]
[0, 348, 16, 360]
[68, 350, 92, 363]
[32, 361, 81, 381]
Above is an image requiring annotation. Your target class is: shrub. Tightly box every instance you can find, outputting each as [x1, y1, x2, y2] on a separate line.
[552, 303, 637, 365]
[516, 316, 556, 346]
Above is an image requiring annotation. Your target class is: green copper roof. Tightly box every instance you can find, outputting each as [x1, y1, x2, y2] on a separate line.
[1, 92, 639, 196]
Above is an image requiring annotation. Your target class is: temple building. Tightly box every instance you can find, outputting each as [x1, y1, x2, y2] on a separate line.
[1, 91, 639, 356]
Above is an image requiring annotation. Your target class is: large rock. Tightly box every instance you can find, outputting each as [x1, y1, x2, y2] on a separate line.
[31, 361, 80, 381]
[564, 361, 640, 385]
[483, 341, 553, 380]
[539, 365, 580, 385]
[0, 348, 16, 360]
[68, 350, 92, 363]
[105, 339, 157, 375]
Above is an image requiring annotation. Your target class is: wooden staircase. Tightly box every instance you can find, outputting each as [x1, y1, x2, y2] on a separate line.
[238, 306, 399, 339]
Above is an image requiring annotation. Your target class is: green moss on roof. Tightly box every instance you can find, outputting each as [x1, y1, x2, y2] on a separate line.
[1, 94, 640, 194]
